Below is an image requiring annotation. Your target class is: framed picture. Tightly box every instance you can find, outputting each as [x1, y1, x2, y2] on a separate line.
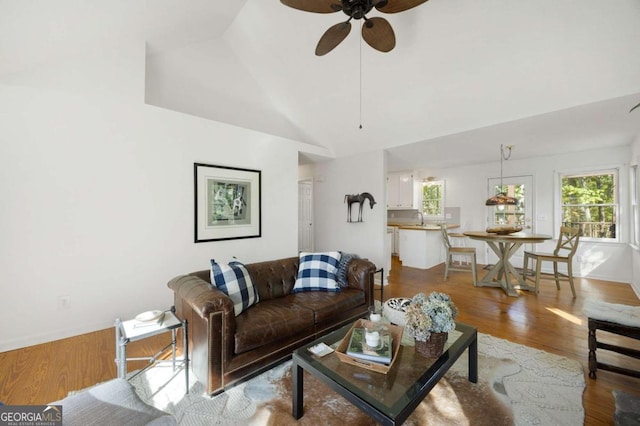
[194, 163, 261, 242]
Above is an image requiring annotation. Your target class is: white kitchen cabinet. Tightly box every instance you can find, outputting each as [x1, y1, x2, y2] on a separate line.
[387, 172, 417, 209]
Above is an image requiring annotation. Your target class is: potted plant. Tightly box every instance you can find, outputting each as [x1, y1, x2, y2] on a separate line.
[405, 291, 458, 357]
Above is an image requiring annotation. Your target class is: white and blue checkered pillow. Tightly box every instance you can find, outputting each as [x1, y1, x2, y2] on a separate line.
[292, 251, 342, 293]
[210, 259, 259, 316]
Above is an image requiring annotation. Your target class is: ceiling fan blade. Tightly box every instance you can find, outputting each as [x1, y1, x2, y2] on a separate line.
[316, 21, 352, 56]
[361, 17, 395, 52]
[375, 0, 428, 14]
[280, 0, 342, 13]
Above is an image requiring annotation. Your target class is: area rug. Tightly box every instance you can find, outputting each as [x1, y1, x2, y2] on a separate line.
[129, 333, 585, 426]
[614, 390, 640, 425]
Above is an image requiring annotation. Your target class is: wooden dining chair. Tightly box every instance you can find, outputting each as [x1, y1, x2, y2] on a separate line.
[522, 226, 580, 297]
[440, 225, 477, 286]
[447, 222, 469, 265]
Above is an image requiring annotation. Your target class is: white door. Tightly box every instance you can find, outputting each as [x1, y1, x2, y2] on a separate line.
[486, 175, 534, 267]
[298, 180, 314, 253]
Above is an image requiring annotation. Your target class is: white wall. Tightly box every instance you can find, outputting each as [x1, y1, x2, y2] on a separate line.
[415, 146, 633, 284]
[0, 43, 312, 351]
[630, 134, 640, 296]
[145, 37, 307, 143]
[302, 151, 386, 272]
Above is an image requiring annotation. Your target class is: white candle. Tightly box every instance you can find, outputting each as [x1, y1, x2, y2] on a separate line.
[365, 331, 380, 347]
[370, 313, 382, 322]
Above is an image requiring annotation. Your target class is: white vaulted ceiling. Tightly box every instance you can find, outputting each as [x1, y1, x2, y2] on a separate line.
[2, 0, 640, 169]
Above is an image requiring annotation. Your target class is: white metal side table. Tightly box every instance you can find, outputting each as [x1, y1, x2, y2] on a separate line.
[115, 306, 189, 394]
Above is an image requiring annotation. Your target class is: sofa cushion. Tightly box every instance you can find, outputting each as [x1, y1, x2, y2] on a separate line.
[244, 256, 299, 300]
[210, 259, 259, 316]
[291, 288, 365, 323]
[336, 252, 360, 287]
[234, 298, 315, 354]
[292, 251, 341, 293]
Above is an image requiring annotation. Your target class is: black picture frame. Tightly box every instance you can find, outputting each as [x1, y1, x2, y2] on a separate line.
[194, 163, 261, 242]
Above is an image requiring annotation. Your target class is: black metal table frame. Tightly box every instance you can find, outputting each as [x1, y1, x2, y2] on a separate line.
[292, 322, 477, 426]
[375, 268, 384, 303]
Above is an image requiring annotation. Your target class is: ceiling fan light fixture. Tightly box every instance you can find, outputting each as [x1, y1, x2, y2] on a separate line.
[376, 0, 429, 14]
[361, 17, 395, 52]
[315, 21, 352, 56]
[281, 0, 427, 55]
[280, 0, 339, 13]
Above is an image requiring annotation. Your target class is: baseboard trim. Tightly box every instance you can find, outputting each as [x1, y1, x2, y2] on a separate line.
[0, 320, 113, 353]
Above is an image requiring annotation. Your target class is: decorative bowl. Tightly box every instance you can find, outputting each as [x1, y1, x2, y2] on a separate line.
[135, 310, 164, 322]
[486, 226, 523, 235]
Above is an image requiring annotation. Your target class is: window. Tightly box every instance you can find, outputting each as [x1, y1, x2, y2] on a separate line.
[560, 170, 617, 240]
[489, 182, 526, 226]
[422, 180, 444, 218]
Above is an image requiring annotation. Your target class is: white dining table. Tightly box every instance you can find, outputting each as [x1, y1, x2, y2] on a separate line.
[463, 231, 553, 297]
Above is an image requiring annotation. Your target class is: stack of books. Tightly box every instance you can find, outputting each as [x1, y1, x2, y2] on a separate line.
[346, 328, 392, 365]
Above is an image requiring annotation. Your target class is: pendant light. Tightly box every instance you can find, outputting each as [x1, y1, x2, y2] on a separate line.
[485, 144, 518, 206]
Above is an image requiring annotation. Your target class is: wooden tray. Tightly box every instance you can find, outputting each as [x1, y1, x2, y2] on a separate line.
[335, 319, 403, 374]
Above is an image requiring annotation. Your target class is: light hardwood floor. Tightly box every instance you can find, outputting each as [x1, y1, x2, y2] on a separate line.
[1, 257, 639, 425]
[384, 256, 640, 425]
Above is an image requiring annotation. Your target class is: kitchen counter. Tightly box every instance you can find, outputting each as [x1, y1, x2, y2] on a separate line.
[396, 224, 459, 231]
[396, 224, 459, 269]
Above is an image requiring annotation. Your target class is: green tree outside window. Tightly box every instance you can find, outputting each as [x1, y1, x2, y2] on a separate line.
[422, 181, 444, 217]
[561, 171, 617, 239]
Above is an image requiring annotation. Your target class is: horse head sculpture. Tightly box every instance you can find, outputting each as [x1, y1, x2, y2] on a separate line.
[361, 192, 376, 209]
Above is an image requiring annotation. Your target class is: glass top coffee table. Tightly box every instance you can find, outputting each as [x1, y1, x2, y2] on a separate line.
[292, 321, 477, 426]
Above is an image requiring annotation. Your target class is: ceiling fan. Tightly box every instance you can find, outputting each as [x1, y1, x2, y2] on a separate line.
[280, 0, 429, 56]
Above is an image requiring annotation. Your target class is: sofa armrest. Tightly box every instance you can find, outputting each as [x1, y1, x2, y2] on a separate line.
[167, 275, 235, 319]
[168, 274, 236, 393]
[346, 258, 377, 305]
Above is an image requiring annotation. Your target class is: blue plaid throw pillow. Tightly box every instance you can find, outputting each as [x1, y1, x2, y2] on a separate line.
[210, 259, 259, 316]
[292, 251, 341, 293]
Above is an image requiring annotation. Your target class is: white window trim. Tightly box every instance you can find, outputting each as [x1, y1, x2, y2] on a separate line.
[554, 166, 621, 243]
[631, 164, 639, 248]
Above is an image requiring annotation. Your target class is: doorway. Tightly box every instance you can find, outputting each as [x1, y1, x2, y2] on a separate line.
[486, 175, 534, 267]
[298, 179, 314, 252]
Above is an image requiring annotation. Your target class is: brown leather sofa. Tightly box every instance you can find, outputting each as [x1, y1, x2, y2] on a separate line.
[168, 255, 377, 395]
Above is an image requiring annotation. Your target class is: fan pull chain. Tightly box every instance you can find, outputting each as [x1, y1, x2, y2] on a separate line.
[359, 21, 363, 129]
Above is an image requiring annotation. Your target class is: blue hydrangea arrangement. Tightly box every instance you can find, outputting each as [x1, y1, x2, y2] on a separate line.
[405, 292, 458, 342]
